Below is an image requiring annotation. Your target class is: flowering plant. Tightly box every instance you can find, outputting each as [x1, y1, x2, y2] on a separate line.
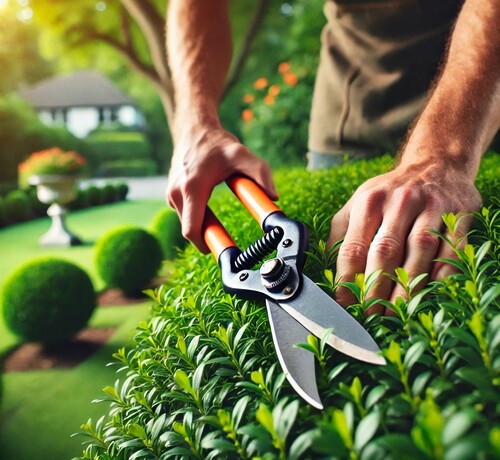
[18, 147, 86, 187]
[240, 57, 317, 168]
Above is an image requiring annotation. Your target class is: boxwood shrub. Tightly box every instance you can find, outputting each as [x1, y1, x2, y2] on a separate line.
[150, 208, 187, 260]
[2, 257, 96, 344]
[76, 153, 500, 459]
[95, 226, 163, 295]
[3, 189, 31, 223]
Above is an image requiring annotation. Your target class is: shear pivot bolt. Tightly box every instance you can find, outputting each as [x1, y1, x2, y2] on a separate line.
[260, 258, 291, 292]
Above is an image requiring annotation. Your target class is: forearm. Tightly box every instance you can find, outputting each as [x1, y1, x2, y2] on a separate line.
[401, 0, 500, 178]
[167, 0, 232, 141]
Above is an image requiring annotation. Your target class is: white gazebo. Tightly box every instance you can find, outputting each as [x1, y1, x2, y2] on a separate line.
[19, 70, 144, 138]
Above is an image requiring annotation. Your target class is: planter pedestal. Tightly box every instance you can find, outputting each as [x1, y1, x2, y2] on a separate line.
[40, 203, 82, 246]
[29, 175, 82, 247]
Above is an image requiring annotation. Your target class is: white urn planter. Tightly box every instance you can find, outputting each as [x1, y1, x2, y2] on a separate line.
[29, 174, 82, 247]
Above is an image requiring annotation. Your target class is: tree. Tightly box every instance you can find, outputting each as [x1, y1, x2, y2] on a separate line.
[0, 4, 53, 95]
[28, 0, 273, 133]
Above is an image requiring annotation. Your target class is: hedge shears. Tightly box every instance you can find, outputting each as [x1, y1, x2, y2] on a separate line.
[203, 175, 385, 409]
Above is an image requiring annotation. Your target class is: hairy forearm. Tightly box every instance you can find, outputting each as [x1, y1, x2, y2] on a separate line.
[401, 0, 500, 178]
[167, 0, 232, 140]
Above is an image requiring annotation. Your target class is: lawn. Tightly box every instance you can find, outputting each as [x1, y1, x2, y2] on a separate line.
[0, 199, 167, 460]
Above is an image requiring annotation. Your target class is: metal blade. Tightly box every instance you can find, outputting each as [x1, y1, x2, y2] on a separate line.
[280, 276, 386, 365]
[266, 299, 323, 409]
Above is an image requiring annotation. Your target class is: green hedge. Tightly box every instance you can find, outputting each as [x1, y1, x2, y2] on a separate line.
[76, 153, 500, 460]
[94, 159, 157, 178]
[0, 94, 82, 183]
[83, 131, 156, 177]
[0, 182, 128, 228]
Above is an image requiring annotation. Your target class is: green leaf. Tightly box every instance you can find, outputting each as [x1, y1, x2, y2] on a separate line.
[442, 409, 480, 446]
[324, 269, 334, 285]
[174, 369, 193, 394]
[404, 341, 427, 372]
[332, 408, 353, 449]
[128, 423, 148, 440]
[354, 410, 380, 451]
[256, 404, 275, 436]
[395, 267, 409, 287]
[176, 335, 187, 355]
[442, 212, 458, 234]
[385, 341, 402, 366]
[102, 385, 119, 400]
[251, 369, 265, 387]
[464, 244, 475, 266]
[480, 284, 500, 310]
[365, 385, 387, 410]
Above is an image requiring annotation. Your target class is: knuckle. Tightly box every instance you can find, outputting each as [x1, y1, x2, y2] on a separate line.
[338, 240, 369, 264]
[408, 230, 440, 252]
[370, 236, 403, 261]
[357, 188, 386, 211]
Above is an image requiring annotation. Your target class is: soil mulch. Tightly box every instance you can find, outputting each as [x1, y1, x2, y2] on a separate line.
[3, 287, 151, 373]
[3, 327, 117, 372]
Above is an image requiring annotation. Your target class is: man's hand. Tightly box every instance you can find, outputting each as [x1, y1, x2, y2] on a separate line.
[329, 158, 481, 315]
[166, 127, 278, 253]
[329, 0, 498, 315]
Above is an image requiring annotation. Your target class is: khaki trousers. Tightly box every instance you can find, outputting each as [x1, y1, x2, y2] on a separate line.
[308, 0, 462, 168]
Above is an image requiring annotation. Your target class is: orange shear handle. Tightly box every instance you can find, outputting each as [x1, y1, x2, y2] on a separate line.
[226, 175, 280, 226]
[202, 175, 280, 259]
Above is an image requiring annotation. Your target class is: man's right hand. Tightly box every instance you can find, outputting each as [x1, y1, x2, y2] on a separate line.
[166, 127, 278, 253]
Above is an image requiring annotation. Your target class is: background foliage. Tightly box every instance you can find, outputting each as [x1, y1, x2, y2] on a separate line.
[75, 153, 499, 459]
[0, 0, 325, 181]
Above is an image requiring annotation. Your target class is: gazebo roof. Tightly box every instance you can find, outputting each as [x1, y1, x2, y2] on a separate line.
[19, 71, 135, 109]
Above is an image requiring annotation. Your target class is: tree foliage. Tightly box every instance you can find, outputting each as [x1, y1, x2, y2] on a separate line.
[0, 3, 53, 95]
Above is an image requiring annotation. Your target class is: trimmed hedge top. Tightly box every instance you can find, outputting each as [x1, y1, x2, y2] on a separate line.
[77, 154, 500, 460]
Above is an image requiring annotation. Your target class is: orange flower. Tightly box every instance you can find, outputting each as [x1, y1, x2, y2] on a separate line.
[243, 93, 255, 104]
[264, 95, 275, 106]
[242, 109, 254, 122]
[268, 84, 280, 97]
[282, 71, 298, 87]
[253, 77, 268, 90]
[278, 62, 291, 74]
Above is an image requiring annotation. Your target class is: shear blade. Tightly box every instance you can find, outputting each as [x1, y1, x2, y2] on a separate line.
[266, 299, 323, 409]
[280, 276, 386, 365]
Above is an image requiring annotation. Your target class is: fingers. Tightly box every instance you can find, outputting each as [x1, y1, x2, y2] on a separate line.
[330, 184, 447, 315]
[388, 213, 443, 304]
[167, 173, 209, 254]
[331, 189, 385, 307]
[178, 181, 213, 254]
[166, 133, 277, 254]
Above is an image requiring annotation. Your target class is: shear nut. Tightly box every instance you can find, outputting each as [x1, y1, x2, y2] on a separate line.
[260, 258, 291, 291]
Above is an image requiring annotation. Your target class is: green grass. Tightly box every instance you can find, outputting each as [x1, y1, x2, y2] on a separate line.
[0, 199, 167, 460]
[0, 304, 149, 460]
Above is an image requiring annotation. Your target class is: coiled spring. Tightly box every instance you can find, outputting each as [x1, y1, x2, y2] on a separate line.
[234, 227, 284, 271]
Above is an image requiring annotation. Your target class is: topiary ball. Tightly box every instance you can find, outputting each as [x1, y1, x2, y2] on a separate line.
[95, 226, 163, 295]
[101, 183, 118, 203]
[150, 208, 187, 259]
[116, 183, 129, 201]
[4, 190, 31, 222]
[2, 257, 96, 344]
